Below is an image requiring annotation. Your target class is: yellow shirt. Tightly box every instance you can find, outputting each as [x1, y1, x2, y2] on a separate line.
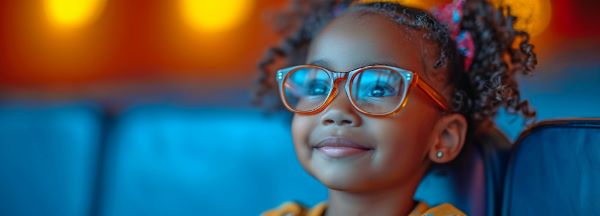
[262, 201, 466, 216]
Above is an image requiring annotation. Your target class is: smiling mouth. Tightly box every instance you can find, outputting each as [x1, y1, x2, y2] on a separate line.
[313, 137, 373, 158]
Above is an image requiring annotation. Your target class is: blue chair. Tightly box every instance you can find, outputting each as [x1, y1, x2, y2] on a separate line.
[0, 103, 102, 216]
[502, 119, 600, 215]
[99, 105, 326, 216]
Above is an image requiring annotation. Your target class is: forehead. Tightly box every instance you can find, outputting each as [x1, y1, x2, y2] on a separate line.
[307, 11, 426, 73]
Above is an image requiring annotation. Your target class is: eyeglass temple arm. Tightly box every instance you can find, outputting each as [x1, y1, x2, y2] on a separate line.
[415, 78, 451, 112]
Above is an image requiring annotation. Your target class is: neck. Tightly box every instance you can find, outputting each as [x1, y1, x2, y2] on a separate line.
[323, 173, 424, 216]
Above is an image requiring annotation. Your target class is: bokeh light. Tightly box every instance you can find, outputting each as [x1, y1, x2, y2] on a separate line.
[44, 0, 107, 30]
[179, 0, 254, 33]
[499, 0, 552, 37]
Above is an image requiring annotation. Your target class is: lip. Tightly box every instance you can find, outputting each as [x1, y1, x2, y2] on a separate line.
[313, 137, 373, 158]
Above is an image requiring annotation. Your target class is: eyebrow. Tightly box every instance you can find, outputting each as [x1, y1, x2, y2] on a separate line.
[308, 59, 402, 71]
[360, 61, 401, 68]
[308, 59, 331, 68]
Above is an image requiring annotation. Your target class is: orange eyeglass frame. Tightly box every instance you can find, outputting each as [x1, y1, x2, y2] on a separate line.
[276, 64, 450, 117]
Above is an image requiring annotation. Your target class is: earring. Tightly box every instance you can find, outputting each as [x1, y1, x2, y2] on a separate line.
[436, 151, 444, 159]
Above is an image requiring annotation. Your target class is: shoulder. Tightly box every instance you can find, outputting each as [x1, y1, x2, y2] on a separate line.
[409, 202, 466, 216]
[261, 201, 327, 216]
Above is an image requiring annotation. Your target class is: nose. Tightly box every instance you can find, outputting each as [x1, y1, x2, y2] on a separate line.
[320, 80, 361, 127]
[321, 109, 360, 126]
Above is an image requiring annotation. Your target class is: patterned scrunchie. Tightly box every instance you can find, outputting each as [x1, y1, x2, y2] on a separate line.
[432, 0, 475, 71]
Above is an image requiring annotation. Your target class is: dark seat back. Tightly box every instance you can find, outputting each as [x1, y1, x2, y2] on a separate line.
[502, 119, 600, 216]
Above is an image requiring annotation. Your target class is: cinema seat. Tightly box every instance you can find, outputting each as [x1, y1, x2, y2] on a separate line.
[98, 105, 326, 216]
[0, 104, 102, 216]
[502, 119, 600, 216]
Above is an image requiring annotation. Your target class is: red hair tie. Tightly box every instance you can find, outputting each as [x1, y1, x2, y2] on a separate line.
[432, 0, 475, 71]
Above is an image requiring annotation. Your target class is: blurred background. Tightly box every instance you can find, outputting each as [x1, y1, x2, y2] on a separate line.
[0, 0, 598, 215]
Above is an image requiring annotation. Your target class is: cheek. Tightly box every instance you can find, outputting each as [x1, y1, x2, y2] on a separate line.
[291, 115, 317, 171]
[365, 109, 437, 179]
[292, 114, 312, 144]
[368, 120, 428, 167]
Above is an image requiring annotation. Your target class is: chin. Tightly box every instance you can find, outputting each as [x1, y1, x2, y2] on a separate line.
[312, 167, 374, 192]
[321, 178, 375, 193]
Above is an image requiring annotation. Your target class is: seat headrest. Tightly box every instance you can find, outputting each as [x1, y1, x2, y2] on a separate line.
[502, 119, 600, 215]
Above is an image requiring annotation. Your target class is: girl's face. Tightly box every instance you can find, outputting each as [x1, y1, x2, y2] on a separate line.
[292, 12, 453, 192]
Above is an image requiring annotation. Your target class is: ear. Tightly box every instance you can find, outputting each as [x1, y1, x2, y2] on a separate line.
[428, 113, 468, 163]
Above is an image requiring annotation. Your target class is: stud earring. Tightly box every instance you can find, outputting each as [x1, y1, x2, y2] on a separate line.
[436, 151, 444, 159]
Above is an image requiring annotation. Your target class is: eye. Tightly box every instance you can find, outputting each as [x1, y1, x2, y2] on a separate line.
[362, 83, 397, 97]
[306, 80, 330, 96]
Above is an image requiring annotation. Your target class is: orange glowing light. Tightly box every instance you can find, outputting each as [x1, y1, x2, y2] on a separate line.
[179, 0, 254, 33]
[498, 0, 552, 36]
[44, 0, 107, 30]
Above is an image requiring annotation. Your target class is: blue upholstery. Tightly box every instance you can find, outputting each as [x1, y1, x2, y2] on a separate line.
[502, 119, 600, 216]
[0, 104, 102, 216]
[99, 105, 326, 216]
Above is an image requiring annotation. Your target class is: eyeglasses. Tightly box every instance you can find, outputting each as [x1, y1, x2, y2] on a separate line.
[275, 64, 450, 116]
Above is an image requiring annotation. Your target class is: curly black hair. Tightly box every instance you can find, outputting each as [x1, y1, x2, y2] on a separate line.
[253, 0, 537, 132]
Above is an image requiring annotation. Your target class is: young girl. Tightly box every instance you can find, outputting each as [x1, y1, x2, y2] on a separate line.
[254, 0, 537, 215]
